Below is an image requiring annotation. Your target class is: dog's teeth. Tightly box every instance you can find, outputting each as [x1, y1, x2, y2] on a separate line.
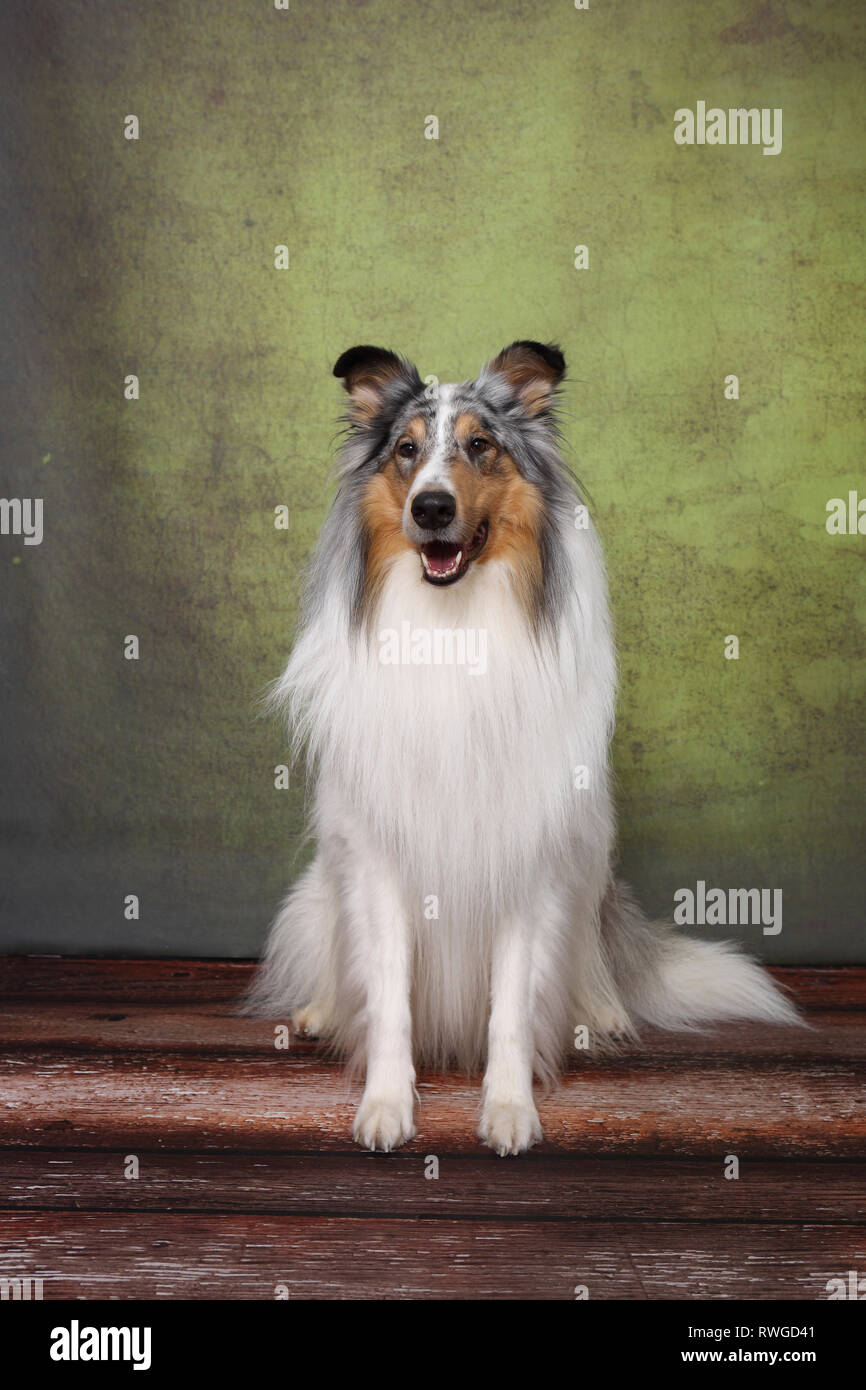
[422, 549, 463, 578]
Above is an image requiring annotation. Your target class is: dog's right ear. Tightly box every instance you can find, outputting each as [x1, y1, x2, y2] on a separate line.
[333, 346, 422, 425]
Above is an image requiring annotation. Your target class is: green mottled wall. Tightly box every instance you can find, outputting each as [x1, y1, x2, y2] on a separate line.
[0, 0, 862, 959]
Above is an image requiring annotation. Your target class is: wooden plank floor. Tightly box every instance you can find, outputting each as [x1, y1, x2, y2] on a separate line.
[0, 958, 864, 1300]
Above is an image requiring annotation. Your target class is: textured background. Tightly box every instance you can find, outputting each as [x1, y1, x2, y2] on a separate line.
[0, 0, 863, 960]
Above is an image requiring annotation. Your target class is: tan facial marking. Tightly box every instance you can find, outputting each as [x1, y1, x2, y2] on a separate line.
[453, 413, 500, 467]
[404, 415, 427, 445]
[360, 461, 414, 613]
[447, 424, 546, 617]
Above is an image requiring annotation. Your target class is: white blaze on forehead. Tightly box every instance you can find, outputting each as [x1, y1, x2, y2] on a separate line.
[409, 383, 457, 497]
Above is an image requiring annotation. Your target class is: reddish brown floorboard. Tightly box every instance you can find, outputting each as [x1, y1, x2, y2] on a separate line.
[0, 957, 864, 1300]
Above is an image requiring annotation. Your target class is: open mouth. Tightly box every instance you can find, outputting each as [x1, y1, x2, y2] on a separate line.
[420, 520, 489, 586]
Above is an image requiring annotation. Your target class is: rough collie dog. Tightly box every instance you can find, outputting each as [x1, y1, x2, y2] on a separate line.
[247, 341, 798, 1155]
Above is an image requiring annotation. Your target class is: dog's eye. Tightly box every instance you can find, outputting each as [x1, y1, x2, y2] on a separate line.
[397, 440, 416, 458]
[468, 436, 490, 454]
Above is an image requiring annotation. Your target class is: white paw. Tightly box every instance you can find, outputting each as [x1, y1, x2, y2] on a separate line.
[352, 1090, 417, 1152]
[292, 1001, 331, 1038]
[591, 1004, 632, 1038]
[478, 1098, 542, 1157]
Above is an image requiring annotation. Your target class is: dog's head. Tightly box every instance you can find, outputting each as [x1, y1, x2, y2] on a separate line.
[333, 342, 567, 608]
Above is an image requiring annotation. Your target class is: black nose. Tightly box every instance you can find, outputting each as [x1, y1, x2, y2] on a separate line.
[411, 490, 456, 531]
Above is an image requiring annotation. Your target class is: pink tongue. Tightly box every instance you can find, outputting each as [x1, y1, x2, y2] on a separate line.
[425, 545, 460, 574]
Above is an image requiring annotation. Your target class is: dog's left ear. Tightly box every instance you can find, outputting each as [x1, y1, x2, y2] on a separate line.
[333, 345, 422, 426]
[481, 340, 565, 417]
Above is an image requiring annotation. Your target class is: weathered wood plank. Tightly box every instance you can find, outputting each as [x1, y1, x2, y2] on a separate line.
[0, 1150, 863, 1222]
[0, 957, 253, 1003]
[0, 1003, 293, 1055]
[1, 961, 860, 1303]
[0, 1002, 861, 1059]
[1, 1211, 863, 1300]
[768, 967, 866, 1010]
[1, 1050, 863, 1157]
[2, 957, 864, 1009]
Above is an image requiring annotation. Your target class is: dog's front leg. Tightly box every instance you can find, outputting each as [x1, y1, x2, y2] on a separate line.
[349, 858, 417, 1153]
[478, 912, 542, 1157]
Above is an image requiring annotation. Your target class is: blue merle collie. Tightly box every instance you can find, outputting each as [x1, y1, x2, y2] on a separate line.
[247, 341, 798, 1155]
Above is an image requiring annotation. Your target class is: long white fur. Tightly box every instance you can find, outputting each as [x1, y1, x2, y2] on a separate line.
[247, 384, 800, 1156]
